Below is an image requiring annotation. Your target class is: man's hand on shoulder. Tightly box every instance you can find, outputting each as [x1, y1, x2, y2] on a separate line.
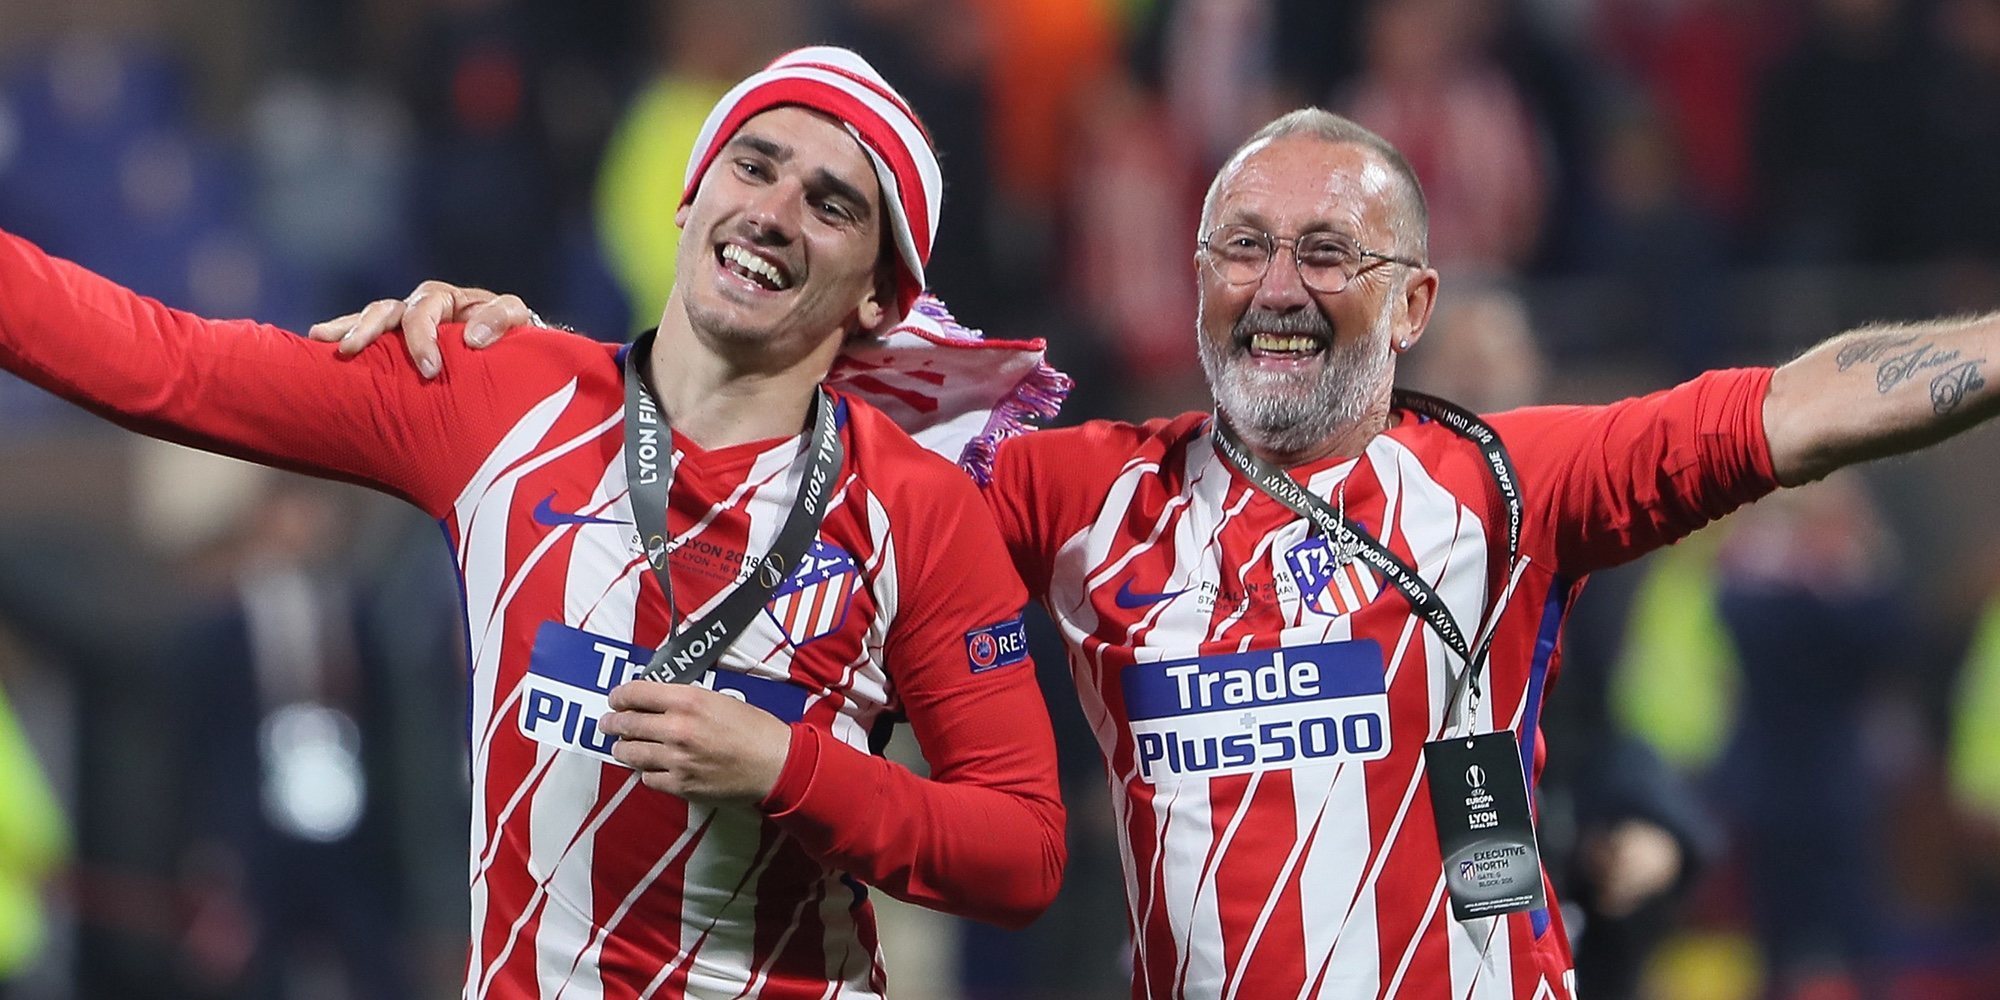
[308, 280, 543, 379]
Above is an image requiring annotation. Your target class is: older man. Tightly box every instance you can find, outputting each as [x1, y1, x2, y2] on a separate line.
[0, 47, 1066, 999]
[343, 107, 2000, 998]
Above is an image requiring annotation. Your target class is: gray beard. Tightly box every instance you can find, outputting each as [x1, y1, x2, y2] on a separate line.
[1197, 300, 1394, 457]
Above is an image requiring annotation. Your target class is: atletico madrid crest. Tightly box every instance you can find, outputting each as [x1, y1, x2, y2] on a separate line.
[1285, 533, 1381, 618]
[764, 540, 859, 646]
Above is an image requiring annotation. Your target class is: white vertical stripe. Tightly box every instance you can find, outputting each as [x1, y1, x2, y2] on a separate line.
[810, 578, 841, 638]
[672, 823, 790, 998]
[1156, 779, 1221, 997]
[466, 433, 630, 952]
[1138, 446, 1247, 651]
[1379, 438, 1490, 640]
[550, 777, 696, 998]
[464, 410, 625, 784]
[1217, 768, 1347, 1000]
[1081, 446, 1236, 994]
[1189, 771, 1265, 998]
[526, 755, 610, 999]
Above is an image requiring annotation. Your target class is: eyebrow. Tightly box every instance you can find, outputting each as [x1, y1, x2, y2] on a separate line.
[728, 133, 791, 162]
[1223, 210, 1351, 237]
[1227, 209, 1274, 231]
[727, 132, 876, 222]
[808, 168, 875, 222]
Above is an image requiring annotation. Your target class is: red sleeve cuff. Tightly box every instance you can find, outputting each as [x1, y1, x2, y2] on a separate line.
[1697, 366, 1782, 514]
[758, 722, 822, 815]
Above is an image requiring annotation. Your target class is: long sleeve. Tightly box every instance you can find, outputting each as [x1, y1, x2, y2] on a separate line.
[0, 228, 481, 515]
[1490, 367, 1781, 576]
[759, 462, 1066, 929]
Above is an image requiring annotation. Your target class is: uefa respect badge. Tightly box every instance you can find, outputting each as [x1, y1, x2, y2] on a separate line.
[964, 615, 1029, 673]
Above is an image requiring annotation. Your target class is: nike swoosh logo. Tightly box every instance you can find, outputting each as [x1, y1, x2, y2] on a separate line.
[1115, 579, 1189, 609]
[531, 492, 627, 528]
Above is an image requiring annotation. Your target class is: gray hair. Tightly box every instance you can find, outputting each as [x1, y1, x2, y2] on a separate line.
[1200, 108, 1429, 264]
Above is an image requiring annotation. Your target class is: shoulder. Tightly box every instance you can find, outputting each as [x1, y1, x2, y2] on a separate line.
[993, 412, 1210, 503]
[980, 413, 1209, 553]
[997, 412, 1210, 468]
[837, 393, 991, 503]
[433, 323, 624, 389]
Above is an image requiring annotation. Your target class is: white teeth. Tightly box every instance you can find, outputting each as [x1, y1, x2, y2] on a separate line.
[721, 244, 789, 290]
[1249, 333, 1322, 353]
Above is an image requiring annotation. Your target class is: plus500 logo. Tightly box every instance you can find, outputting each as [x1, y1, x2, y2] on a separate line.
[1135, 713, 1386, 781]
[1122, 640, 1391, 783]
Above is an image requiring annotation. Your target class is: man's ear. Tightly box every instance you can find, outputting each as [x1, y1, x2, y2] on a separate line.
[850, 255, 898, 337]
[853, 287, 887, 336]
[673, 202, 691, 228]
[1392, 267, 1441, 353]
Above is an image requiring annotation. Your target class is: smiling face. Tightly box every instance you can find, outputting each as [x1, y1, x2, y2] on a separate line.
[1195, 136, 1437, 459]
[671, 106, 889, 363]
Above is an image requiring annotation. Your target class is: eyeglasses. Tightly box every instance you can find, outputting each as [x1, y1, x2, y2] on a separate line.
[1197, 224, 1424, 293]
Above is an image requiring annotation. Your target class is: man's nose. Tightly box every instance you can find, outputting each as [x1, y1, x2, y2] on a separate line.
[742, 179, 803, 243]
[1252, 245, 1312, 311]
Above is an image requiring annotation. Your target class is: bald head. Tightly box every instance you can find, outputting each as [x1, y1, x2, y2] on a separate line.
[1201, 109, 1429, 264]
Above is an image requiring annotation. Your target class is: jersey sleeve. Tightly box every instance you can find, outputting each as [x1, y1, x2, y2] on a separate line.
[757, 464, 1065, 929]
[0, 228, 494, 515]
[1491, 367, 1780, 576]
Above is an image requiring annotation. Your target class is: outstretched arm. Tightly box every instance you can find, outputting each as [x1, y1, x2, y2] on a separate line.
[1764, 311, 2000, 485]
[0, 229, 485, 514]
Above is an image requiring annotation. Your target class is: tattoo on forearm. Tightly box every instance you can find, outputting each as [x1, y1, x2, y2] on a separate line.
[1870, 341, 1973, 394]
[1930, 361, 1987, 414]
[1834, 330, 1989, 414]
[1836, 333, 1919, 372]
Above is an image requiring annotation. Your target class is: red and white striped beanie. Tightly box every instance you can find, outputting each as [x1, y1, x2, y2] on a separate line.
[680, 46, 942, 320]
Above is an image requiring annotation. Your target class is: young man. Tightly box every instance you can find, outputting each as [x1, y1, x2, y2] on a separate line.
[340, 108, 2000, 998]
[0, 47, 1065, 999]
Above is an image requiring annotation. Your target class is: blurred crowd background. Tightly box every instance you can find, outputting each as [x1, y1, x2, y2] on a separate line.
[2, 0, 2000, 998]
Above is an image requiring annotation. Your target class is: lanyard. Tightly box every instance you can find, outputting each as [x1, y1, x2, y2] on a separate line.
[1208, 390, 1522, 729]
[621, 330, 844, 684]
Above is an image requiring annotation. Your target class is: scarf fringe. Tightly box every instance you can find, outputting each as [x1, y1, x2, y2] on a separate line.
[905, 296, 1074, 484]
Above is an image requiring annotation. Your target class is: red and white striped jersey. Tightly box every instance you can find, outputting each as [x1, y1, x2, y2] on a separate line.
[0, 230, 1064, 999]
[987, 369, 1778, 1000]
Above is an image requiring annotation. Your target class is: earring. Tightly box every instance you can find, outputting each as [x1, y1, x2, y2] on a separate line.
[1398, 338, 1410, 351]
